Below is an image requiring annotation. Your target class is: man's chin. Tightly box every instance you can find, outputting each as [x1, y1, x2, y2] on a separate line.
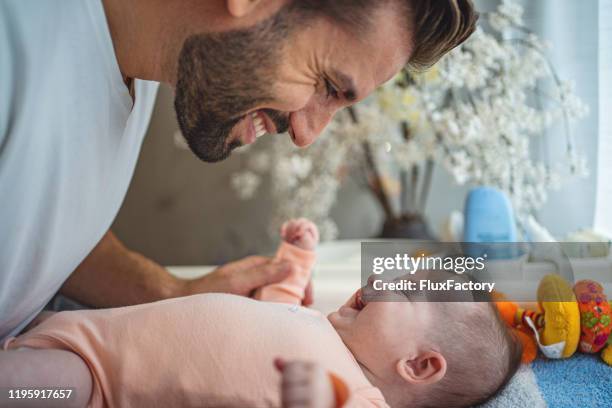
[185, 137, 240, 163]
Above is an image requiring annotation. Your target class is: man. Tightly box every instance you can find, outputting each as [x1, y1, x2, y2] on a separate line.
[0, 0, 476, 341]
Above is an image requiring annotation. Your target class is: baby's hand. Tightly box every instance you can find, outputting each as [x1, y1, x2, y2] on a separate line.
[281, 219, 320, 251]
[275, 358, 334, 408]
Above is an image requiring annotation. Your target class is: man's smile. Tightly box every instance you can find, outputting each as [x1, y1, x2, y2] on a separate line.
[228, 109, 291, 147]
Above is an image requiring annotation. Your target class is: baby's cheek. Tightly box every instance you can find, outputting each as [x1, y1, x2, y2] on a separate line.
[351, 320, 393, 361]
[365, 305, 408, 338]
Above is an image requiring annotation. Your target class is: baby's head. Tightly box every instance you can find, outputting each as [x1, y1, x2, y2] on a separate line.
[328, 279, 522, 408]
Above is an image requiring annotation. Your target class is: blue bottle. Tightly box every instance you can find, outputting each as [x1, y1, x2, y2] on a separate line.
[463, 187, 518, 259]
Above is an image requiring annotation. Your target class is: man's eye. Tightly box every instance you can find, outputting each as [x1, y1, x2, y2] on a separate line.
[324, 78, 339, 99]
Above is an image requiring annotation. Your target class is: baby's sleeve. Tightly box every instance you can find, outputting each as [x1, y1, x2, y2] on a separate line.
[254, 241, 316, 304]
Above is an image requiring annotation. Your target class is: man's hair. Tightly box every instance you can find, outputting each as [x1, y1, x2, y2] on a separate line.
[289, 0, 479, 70]
[413, 302, 523, 408]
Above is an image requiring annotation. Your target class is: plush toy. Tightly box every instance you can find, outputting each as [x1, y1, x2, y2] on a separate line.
[493, 297, 538, 364]
[573, 280, 612, 365]
[494, 275, 612, 365]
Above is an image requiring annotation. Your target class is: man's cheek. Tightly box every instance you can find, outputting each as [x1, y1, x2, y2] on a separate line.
[272, 84, 315, 113]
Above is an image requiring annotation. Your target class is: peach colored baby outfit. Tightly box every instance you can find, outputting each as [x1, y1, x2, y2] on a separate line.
[4, 244, 388, 407]
[5, 295, 387, 407]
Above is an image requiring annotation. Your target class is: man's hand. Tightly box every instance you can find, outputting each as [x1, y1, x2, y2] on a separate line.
[275, 359, 335, 408]
[183, 256, 295, 298]
[61, 231, 314, 308]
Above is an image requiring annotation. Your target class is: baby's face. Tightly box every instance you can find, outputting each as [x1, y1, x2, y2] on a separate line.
[328, 283, 436, 378]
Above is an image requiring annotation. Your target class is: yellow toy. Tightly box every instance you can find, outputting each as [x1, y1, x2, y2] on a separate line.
[495, 274, 612, 365]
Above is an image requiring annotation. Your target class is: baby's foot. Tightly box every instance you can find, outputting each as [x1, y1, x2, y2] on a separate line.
[281, 219, 319, 251]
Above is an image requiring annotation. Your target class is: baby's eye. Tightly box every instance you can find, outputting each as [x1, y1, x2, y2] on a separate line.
[324, 78, 339, 99]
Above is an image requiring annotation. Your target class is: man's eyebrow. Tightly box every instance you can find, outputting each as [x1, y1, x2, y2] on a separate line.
[330, 69, 358, 102]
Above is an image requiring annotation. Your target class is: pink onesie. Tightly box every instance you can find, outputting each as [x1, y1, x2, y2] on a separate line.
[3, 241, 388, 407]
[4, 295, 387, 407]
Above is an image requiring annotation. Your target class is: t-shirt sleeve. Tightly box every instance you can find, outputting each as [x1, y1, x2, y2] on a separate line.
[0, 6, 13, 149]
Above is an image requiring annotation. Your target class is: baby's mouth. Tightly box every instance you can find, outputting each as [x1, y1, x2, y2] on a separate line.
[351, 289, 366, 311]
[336, 288, 367, 318]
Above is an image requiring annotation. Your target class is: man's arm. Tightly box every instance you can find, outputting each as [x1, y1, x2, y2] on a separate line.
[60, 231, 296, 308]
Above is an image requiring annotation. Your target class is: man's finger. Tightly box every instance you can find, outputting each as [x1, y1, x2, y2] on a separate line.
[231, 255, 271, 269]
[241, 261, 293, 292]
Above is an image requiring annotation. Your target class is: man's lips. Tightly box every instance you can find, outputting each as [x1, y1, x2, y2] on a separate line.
[259, 111, 279, 136]
[240, 110, 280, 146]
[224, 109, 296, 149]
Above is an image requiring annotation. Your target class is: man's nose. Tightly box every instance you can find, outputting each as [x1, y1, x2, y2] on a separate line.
[289, 103, 338, 147]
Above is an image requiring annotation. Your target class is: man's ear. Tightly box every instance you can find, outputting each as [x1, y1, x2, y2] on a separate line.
[396, 352, 447, 385]
[226, 0, 261, 18]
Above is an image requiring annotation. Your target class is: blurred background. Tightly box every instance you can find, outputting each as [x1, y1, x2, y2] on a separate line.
[113, 0, 611, 266]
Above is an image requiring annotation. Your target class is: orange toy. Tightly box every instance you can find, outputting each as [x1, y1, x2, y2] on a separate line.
[493, 295, 538, 363]
[494, 276, 612, 366]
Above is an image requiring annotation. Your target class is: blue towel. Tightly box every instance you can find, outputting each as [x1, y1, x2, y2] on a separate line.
[476, 365, 546, 408]
[532, 354, 612, 408]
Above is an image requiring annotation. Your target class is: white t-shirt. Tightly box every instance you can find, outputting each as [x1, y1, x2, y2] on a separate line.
[0, 0, 159, 340]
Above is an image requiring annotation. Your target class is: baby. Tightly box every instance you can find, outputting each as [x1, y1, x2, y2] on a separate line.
[1, 220, 522, 408]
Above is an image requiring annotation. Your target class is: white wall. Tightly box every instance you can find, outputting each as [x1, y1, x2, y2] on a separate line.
[523, 0, 600, 236]
[594, 0, 612, 235]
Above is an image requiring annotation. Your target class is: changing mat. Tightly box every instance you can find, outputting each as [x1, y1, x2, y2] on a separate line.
[476, 355, 611, 408]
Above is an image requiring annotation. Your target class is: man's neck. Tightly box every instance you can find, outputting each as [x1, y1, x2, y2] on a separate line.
[101, 0, 173, 83]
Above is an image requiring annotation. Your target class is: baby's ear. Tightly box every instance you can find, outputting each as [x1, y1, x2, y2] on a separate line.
[226, 0, 261, 18]
[396, 352, 447, 386]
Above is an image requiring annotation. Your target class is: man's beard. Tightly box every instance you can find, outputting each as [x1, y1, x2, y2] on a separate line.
[174, 10, 292, 163]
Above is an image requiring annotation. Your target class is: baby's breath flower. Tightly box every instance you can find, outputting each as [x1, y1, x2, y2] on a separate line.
[230, 0, 588, 239]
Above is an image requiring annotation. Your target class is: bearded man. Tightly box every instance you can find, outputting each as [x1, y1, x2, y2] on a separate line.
[0, 0, 476, 342]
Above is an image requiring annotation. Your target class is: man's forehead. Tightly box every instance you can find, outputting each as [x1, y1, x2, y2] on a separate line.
[333, 15, 412, 100]
[331, 51, 407, 103]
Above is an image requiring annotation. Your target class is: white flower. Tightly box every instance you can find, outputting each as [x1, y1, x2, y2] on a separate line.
[248, 152, 271, 173]
[569, 152, 589, 177]
[230, 0, 588, 240]
[231, 171, 261, 200]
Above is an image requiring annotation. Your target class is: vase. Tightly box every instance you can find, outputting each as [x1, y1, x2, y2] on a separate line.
[380, 213, 435, 240]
